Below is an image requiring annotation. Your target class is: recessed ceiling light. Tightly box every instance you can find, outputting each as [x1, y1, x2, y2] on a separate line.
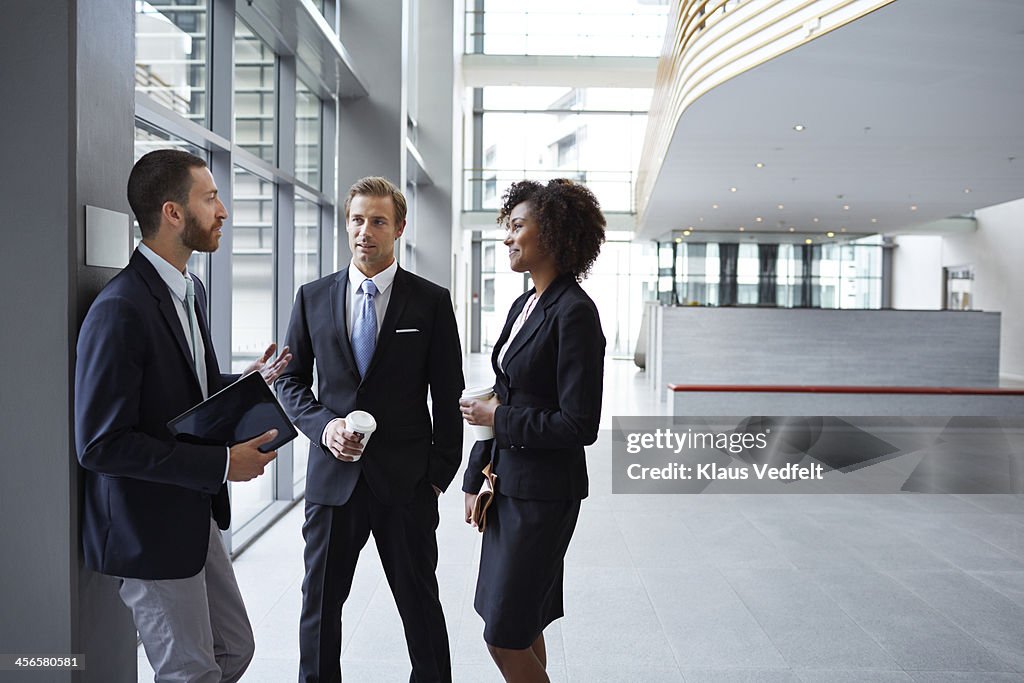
[804, 238, 813, 244]
[699, 217, 704, 222]
[755, 162, 765, 169]
[683, 230, 691, 236]
[674, 237, 683, 243]
[964, 188, 971, 193]
[843, 205, 850, 211]
[826, 231, 835, 238]
[738, 226, 745, 231]
[910, 205, 918, 211]
[870, 218, 878, 223]
[712, 204, 719, 209]
[777, 204, 784, 210]
[730, 187, 738, 193]
[793, 124, 806, 132]
[755, 216, 763, 222]
[840, 227, 847, 233]
[788, 227, 795, 232]
[813, 217, 819, 223]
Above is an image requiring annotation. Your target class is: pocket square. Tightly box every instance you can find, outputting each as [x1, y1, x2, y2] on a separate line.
[395, 328, 421, 333]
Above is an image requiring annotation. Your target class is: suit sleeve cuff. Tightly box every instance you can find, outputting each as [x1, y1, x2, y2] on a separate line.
[494, 404, 514, 449]
[322, 417, 342, 447]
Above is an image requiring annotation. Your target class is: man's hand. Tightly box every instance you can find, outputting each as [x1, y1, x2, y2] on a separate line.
[464, 492, 478, 527]
[323, 418, 365, 462]
[228, 430, 279, 482]
[243, 343, 292, 385]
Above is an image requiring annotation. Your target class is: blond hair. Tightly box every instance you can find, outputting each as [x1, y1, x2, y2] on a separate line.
[344, 176, 407, 224]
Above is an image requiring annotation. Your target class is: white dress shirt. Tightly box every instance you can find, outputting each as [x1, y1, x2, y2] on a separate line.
[346, 258, 398, 343]
[322, 259, 399, 447]
[138, 243, 229, 483]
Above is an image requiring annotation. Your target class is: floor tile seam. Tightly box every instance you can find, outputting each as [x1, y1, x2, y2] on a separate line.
[712, 564, 849, 672]
[878, 567, 1024, 674]
[944, 520, 1024, 564]
[964, 570, 1024, 610]
[626, 539, 685, 674]
[338, 570, 385, 657]
[709, 501, 802, 572]
[248, 573, 304, 630]
[798, 569, 930, 676]
[951, 493, 1011, 514]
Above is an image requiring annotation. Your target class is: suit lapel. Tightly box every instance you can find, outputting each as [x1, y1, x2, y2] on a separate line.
[361, 266, 409, 384]
[499, 299, 545, 370]
[492, 291, 530, 378]
[132, 251, 203, 395]
[329, 268, 360, 382]
[498, 274, 576, 372]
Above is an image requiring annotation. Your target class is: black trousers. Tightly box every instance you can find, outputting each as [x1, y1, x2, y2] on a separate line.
[298, 476, 451, 683]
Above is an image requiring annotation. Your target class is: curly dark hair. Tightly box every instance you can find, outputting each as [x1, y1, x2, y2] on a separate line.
[497, 178, 607, 279]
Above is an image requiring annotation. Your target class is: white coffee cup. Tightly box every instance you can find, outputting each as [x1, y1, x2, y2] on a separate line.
[461, 385, 496, 441]
[344, 410, 377, 461]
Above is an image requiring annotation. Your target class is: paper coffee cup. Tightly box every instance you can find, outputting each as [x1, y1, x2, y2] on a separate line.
[461, 386, 495, 441]
[344, 410, 377, 461]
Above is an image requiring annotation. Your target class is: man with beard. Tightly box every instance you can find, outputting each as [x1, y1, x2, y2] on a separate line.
[75, 149, 291, 682]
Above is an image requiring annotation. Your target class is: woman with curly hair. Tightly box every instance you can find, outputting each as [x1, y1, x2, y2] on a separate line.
[460, 178, 606, 682]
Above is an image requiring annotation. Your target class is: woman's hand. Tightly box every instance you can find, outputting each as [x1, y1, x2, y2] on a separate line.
[459, 394, 500, 427]
[464, 492, 478, 527]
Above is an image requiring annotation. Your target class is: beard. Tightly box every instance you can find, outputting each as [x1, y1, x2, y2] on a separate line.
[181, 209, 221, 253]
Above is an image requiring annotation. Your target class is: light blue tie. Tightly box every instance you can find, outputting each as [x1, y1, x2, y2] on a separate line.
[352, 279, 378, 378]
[184, 276, 208, 396]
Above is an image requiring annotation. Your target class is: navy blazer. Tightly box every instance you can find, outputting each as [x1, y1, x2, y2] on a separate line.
[462, 274, 604, 501]
[75, 250, 236, 580]
[277, 266, 464, 507]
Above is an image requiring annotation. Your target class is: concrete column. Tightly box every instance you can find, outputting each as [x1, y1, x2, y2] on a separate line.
[337, 0, 407, 266]
[1, 1, 137, 681]
[410, 0, 457, 289]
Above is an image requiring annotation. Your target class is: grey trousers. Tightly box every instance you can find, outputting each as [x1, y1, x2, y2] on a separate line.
[119, 518, 255, 683]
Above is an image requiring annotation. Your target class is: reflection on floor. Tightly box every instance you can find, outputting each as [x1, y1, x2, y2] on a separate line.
[141, 356, 1024, 682]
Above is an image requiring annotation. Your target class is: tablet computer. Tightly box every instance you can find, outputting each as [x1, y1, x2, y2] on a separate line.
[167, 371, 298, 453]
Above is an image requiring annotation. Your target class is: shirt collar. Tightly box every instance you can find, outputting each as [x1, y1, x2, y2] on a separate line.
[138, 242, 190, 303]
[348, 258, 398, 296]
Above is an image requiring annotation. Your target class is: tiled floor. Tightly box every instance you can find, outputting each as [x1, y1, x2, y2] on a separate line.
[140, 356, 1024, 682]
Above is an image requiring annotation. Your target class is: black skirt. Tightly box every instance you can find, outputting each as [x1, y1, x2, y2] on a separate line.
[474, 492, 581, 649]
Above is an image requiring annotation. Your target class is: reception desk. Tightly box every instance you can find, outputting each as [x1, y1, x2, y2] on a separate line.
[644, 305, 1002, 403]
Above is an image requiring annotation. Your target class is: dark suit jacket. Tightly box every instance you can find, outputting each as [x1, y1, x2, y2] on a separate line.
[462, 274, 604, 501]
[277, 265, 464, 507]
[75, 249, 236, 580]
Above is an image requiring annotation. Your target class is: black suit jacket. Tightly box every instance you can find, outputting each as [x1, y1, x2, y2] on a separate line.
[277, 266, 464, 507]
[75, 249, 236, 580]
[463, 274, 604, 501]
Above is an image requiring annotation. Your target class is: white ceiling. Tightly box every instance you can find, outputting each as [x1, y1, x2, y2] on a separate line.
[637, 0, 1024, 242]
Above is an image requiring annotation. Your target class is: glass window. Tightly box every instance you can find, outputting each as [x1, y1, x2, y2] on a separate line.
[470, 0, 670, 57]
[294, 195, 321, 295]
[659, 240, 882, 309]
[296, 79, 322, 190]
[230, 166, 275, 374]
[471, 87, 652, 213]
[234, 19, 277, 164]
[132, 120, 209, 284]
[135, 1, 208, 126]
[293, 194, 320, 488]
[230, 166, 276, 527]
